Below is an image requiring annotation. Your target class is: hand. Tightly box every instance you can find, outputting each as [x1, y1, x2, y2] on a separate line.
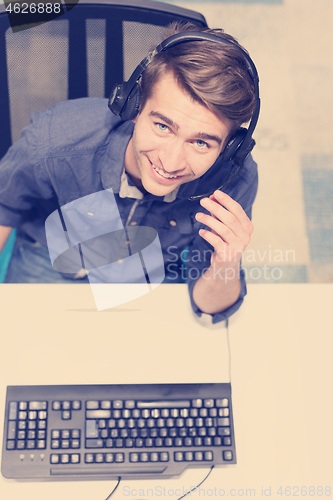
[195, 190, 253, 267]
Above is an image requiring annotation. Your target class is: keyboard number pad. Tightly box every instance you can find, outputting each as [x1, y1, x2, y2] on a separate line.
[6, 401, 47, 451]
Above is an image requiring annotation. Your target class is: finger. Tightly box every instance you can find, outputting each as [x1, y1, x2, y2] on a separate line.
[198, 198, 250, 240]
[198, 227, 229, 251]
[195, 211, 245, 248]
[208, 190, 254, 232]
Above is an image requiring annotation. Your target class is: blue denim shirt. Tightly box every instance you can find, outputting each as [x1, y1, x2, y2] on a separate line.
[0, 98, 258, 323]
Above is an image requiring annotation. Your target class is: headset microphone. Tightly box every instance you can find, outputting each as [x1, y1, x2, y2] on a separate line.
[108, 32, 260, 201]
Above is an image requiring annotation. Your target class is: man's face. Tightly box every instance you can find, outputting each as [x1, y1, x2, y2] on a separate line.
[124, 72, 231, 197]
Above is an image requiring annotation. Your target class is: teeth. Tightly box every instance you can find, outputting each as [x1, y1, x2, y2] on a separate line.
[153, 164, 178, 179]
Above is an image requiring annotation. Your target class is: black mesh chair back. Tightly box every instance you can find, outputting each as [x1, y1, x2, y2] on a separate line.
[0, 0, 207, 160]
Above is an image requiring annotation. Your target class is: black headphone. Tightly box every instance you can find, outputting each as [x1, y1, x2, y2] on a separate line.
[108, 32, 260, 201]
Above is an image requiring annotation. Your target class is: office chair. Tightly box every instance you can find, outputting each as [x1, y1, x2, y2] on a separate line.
[0, 0, 207, 281]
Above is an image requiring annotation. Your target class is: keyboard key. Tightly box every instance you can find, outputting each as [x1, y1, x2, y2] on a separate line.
[86, 410, 111, 419]
[125, 400, 135, 409]
[85, 439, 103, 448]
[223, 450, 233, 461]
[218, 427, 230, 436]
[71, 454, 80, 464]
[86, 420, 98, 438]
[115, 453, 124, 463]
[140, 452, 149, 462]
[50, 454, 60, 464]
[113, 400, 123, 409]
[192, 399, 202, 408]
[85, 453, 94, 463]
[29, 401, 47, 410]
[130, 452, 139, 462]
[185, 452, 193, 461]
[204, 451, 213, 461]
[95, 453, 104, 463]
[105, 453, 114, 463]
[138, 401, 190, 409]
[72, 401, 81, 410]
[217, 418, 230, 427]
[174, 452, 184, 462]
[160, 452, 169, 462]
[100, 400, 111, 409]
[194, 451, 204, 461]
[71, 439, 80, 449]
[62, 401, 71, 410]
[6, 440, 15, 450]
[52, 401, 61, 411]
[61, 454, 70, 464]
[204, 399, 214, 408]
[7, 421, 16, 440]
[9, 402, 18, 420]
[150, 452, 159, 462]
[62, 411, 71, 420]
[86, 401, 99, 410]
[223, 437, 232, 446]
[19, 402, 28, 411]
[216, 398, 229, 408]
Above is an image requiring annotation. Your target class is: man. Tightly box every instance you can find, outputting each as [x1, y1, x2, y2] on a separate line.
[0, 22, 258, 323]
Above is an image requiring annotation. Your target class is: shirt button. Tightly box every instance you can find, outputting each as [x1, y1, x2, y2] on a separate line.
[169, 220, 177, 226]
[130, 221, 137, 225]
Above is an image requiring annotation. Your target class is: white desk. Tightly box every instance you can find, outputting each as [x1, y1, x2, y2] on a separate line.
[1, 283, 332, 500]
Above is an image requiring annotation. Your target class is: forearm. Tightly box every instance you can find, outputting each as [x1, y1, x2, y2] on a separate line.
[192, 260, 241, 315]
[0, 225, 13, 255]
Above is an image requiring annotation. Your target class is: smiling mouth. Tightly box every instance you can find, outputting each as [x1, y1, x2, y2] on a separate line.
[152, 163, 182, 179]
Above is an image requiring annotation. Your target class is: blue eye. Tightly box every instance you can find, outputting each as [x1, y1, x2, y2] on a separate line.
[158, 123, 168, 131]
[196, 140, 208, 148]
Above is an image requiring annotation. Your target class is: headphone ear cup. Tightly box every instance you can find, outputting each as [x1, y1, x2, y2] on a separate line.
[221, 127, 247, 162]
[119, 84, 141, 121]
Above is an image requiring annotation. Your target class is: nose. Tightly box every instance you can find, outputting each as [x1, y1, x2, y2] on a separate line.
[159, 140, 187, 173]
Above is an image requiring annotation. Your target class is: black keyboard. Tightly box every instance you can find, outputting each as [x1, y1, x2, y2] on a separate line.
[1, 384, 236, 480]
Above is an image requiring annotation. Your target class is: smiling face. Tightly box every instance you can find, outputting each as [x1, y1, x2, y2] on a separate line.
[124, 72, 232, 197]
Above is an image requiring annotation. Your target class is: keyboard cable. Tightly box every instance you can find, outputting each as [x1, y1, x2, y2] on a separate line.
[105, 476, 121, 500]
[104, 466, 214, 500]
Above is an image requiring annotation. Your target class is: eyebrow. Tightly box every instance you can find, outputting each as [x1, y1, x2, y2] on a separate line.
[149, 111, 223, 146]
